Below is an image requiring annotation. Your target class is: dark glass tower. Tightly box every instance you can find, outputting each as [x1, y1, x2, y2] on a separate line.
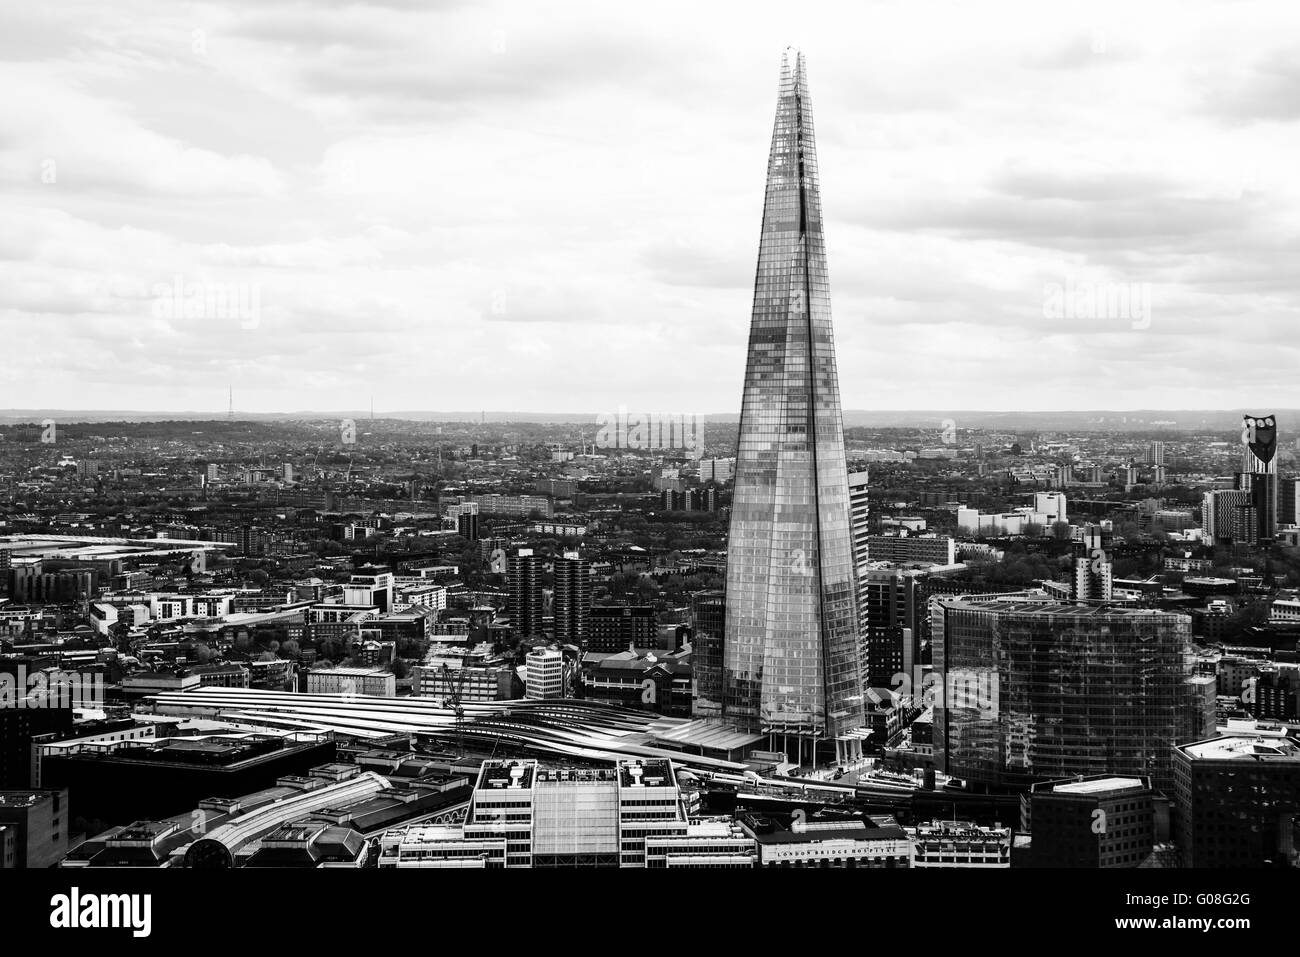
[931, 598, 1194, 795]
[721, 49, 864, 746]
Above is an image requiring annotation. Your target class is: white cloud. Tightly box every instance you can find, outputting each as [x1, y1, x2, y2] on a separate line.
[1, 0, 1299, 414]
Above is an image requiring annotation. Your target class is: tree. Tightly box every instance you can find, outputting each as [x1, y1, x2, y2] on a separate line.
[1221, 599, 1272, 642]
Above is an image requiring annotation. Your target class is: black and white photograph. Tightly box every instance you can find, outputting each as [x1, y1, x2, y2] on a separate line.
[1, 0, 1297, 939]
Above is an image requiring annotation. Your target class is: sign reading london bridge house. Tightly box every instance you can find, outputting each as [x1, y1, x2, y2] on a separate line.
[0, 666, 105, 709]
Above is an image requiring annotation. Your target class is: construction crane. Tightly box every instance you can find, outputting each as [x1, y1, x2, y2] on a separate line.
[438, 663, 470, 756]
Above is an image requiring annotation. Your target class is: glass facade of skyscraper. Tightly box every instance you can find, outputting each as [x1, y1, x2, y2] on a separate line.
[932, 599, 1193, 794]
[722, 49, 864, 743]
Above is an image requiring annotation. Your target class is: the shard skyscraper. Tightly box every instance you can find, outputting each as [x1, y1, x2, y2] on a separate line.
[719, 49, 865, 761]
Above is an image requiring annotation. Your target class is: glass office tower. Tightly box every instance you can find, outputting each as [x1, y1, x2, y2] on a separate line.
[931, 598, 1194, 794]
[722, 49, 864, 750]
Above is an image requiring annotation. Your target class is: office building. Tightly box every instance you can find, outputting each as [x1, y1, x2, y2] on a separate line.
[1033, 491, 1067, 525]
[720, 49, 864, 758]
[690, 591, 725, 718]
[0, 789, 68, 868]
[908, 821, 1012, 868]
[342, 569, 394, 614]
[1280, 477, 1300, 526]
[416, 655, 518, 703]
[859, 562, 964, 689]
[1024, 775, 1155, 868]
[1253, 667, 1300, 721]
[378, 759, 755, 868]
[740, 814, 912, 868]
[525, 647, 567, 700]
[1184, 674, 1219, 743]
[931, 599, 1196, 794]
[305, 667, 396, 698]
[588, 605, 656, 653]
[0, 706, 74, 789]
[859, 565, 922, 688]
[1173, 733, 1300, 868]
[866, 534, 955, 566]
[581, 650, 692, 717]
[699, 458, 735, 484]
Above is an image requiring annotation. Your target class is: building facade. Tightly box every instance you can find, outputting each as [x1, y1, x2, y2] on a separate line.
[552, 553, 592, 648]
[1173, 733, 1300, 868]
[379, 759, 755, 868]
[719, 49, 864, 757]
[932, 598, 1195, 794]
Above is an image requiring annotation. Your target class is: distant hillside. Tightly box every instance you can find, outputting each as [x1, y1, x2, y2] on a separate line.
[0, 408, 1291, 432]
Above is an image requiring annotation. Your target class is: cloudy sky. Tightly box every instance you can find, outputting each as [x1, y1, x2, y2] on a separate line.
[2, 0, 1299, 416]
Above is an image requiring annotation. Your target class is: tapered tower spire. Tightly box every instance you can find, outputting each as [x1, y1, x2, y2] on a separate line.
[716, 49, 864, 748]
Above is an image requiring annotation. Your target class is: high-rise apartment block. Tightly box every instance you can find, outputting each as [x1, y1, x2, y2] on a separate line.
[508, 550, 544, 640]
[552, 552, 592, 648]
[1238, 413, 1279, 543]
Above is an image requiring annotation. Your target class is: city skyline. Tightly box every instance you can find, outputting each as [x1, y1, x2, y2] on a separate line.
[5, 1, 1300, 414]
[2, 0, 1299, 910]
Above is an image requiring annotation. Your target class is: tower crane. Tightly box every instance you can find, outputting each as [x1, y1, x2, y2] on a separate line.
[438, 662, 470, 756]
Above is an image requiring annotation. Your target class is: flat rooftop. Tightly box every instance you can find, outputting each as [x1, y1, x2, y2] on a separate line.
[618, 760, 674, 788]
[1180, 735, 1300, 762]
[478, 761, 536, 790]
[534, 767, 617, 784]
[0, 791, 55, 808]
[757, 820, 910, 846]
[1052, 776, 1148, 796]
[946, 600, 1182, 619]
